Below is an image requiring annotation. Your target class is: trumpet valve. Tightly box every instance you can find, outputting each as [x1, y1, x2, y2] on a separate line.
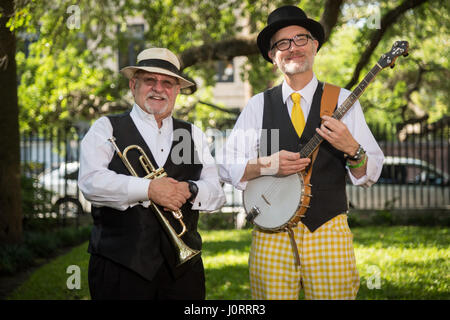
[155, 168, 167, 177]
[143, 170, 167, 180]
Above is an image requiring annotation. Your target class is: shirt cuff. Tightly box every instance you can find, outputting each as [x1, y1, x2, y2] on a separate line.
[229, 164, 248, 190]
[127, 176, 151, 205]
[347, 156, 378, 187]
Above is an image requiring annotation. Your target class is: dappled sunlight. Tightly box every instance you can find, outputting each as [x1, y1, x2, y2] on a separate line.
[6, 226, 449, 300]
[354, 226, 449, 299]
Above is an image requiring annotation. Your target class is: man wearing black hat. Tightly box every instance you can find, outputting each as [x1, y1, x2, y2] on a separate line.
[219, 6, 384, 299]
[78, 47, 225, 299]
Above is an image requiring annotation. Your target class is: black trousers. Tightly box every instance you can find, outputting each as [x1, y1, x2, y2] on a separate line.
[88, 254, 205, 300]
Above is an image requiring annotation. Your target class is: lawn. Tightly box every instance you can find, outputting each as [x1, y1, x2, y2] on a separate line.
[7, 226, 449, 300]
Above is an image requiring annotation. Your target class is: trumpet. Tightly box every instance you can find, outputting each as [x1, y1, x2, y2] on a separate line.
[108, 137, 200, 266]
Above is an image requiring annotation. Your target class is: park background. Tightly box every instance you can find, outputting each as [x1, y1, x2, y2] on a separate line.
[0, 0, 448, 300]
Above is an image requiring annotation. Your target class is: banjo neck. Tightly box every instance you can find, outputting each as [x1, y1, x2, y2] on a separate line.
[299, 63, 382, 159]
[299, 40, 410, 159]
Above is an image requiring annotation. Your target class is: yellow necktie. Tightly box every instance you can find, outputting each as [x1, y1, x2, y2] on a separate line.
[291, 92, 305, 137]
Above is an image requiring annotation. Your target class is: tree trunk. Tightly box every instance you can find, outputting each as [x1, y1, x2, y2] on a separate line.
[0, 0, 23, 244]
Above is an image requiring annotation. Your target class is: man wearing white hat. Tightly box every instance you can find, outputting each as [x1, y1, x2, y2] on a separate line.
[78, 47, 225, 299]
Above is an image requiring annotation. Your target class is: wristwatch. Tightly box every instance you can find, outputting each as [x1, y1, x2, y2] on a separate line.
[346, 144, 365, 161]
[187, 180, 199, 202]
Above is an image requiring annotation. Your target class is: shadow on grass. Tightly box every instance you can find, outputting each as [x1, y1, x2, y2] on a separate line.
[202, 239, 251, 257]
[352, 226, 449, 249]
[205, 264, 250, 300]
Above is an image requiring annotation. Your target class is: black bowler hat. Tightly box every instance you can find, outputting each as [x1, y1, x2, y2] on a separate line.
[257, 5, 325, 63]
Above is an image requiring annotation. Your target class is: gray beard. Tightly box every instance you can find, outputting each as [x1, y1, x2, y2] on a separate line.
[144, 100, 169, 115]
[280, 58, 312, 75]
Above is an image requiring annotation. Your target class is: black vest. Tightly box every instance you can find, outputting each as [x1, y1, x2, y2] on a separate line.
[261, 83, 348, 232]
[88, 112, 203, 280]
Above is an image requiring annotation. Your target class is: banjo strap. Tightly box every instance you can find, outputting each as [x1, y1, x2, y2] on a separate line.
[287, 82, 341, 267]
[305, 82, 341, 176]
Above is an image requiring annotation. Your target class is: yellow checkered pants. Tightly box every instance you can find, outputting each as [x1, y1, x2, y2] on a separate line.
[249, 214, 359, 300]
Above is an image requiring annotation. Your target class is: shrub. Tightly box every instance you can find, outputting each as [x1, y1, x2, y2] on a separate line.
[21, 175, 54, 219]
[0, 226, 91, 276]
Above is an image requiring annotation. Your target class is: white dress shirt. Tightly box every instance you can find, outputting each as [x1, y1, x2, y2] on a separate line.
[218, 75, 384, 190]
[78, 104, 225, 211]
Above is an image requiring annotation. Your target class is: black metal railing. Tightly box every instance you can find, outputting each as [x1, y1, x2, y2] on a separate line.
[21, 119, 449, 215]
[21, 127, 85, 220]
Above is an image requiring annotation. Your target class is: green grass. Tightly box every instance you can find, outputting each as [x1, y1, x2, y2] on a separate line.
[7, 226, 449, 300]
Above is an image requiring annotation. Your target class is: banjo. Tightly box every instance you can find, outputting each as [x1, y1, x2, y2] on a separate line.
[243, 40, 409, 232]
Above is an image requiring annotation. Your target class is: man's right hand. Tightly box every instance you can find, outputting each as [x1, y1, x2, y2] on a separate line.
[147, 177, 190, 211]
[261, 150, 311, 176]
[241, 150, 311, 182]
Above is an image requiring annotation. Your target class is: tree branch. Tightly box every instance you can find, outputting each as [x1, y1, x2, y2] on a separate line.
[198, 100, 240, 115]
[345, 0, 429, 90]
[179, 1, 346, 69]
[180, 37, 258, 70]
[320, 0, 344, 42]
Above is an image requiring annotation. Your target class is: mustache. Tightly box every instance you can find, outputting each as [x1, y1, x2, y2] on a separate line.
[145, 92, 168, 100]
[286, 52, 305, 59]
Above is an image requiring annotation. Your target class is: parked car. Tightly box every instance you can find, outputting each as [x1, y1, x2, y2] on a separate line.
[347, 156, 449, 210]
[38, 162, 90, 217]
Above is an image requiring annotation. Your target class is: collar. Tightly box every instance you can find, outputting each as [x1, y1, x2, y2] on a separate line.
[282, 74, 319, 106]
[131, 103, 173, 132]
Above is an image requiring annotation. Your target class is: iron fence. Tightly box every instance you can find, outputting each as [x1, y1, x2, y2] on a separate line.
[348, 120, 449, 210]
[21, 119, 449, 219]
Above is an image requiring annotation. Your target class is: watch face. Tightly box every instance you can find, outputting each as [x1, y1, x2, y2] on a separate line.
[351, 146, 365, 161]
[188, 181, 198, 200]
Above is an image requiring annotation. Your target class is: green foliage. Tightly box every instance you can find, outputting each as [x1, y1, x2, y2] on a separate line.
[20, 175, 54, 219]
[7, 242, 91, 300]
[0, 244, 34, 275]
[199, 211, 238, 230]
[337, 0, 450, 126]
[11, 0, 449, 132]
[0, 226, 91, 276]
[348, 209, 450, 227]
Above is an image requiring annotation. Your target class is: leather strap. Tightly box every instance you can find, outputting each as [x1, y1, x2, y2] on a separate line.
[286, 227, 301, 266]
[305, 82, 340, 177]
[320, 82, 340, 118]
[302, 82, 341, 198]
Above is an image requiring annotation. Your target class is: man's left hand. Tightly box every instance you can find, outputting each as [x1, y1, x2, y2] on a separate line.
[316, 115, 359, 155]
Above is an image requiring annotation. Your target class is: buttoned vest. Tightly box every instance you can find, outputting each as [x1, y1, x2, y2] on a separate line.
[260, 83, 348, 232]
[88, 111, 203, 280]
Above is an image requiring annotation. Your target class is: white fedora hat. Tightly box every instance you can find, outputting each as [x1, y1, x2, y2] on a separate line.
[120, 47, 194, 89]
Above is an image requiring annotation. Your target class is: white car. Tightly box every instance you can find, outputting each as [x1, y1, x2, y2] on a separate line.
[346, 156, 449, 210]
[38, 162, 90, 217]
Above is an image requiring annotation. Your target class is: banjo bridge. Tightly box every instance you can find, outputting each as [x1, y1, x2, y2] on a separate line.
[261, 194, 271, 205]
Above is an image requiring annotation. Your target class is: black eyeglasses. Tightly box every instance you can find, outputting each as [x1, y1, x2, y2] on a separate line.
[270, 34, 315, 51]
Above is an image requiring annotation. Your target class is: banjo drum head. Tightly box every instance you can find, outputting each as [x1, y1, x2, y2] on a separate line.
[243, 173, 303, 231]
